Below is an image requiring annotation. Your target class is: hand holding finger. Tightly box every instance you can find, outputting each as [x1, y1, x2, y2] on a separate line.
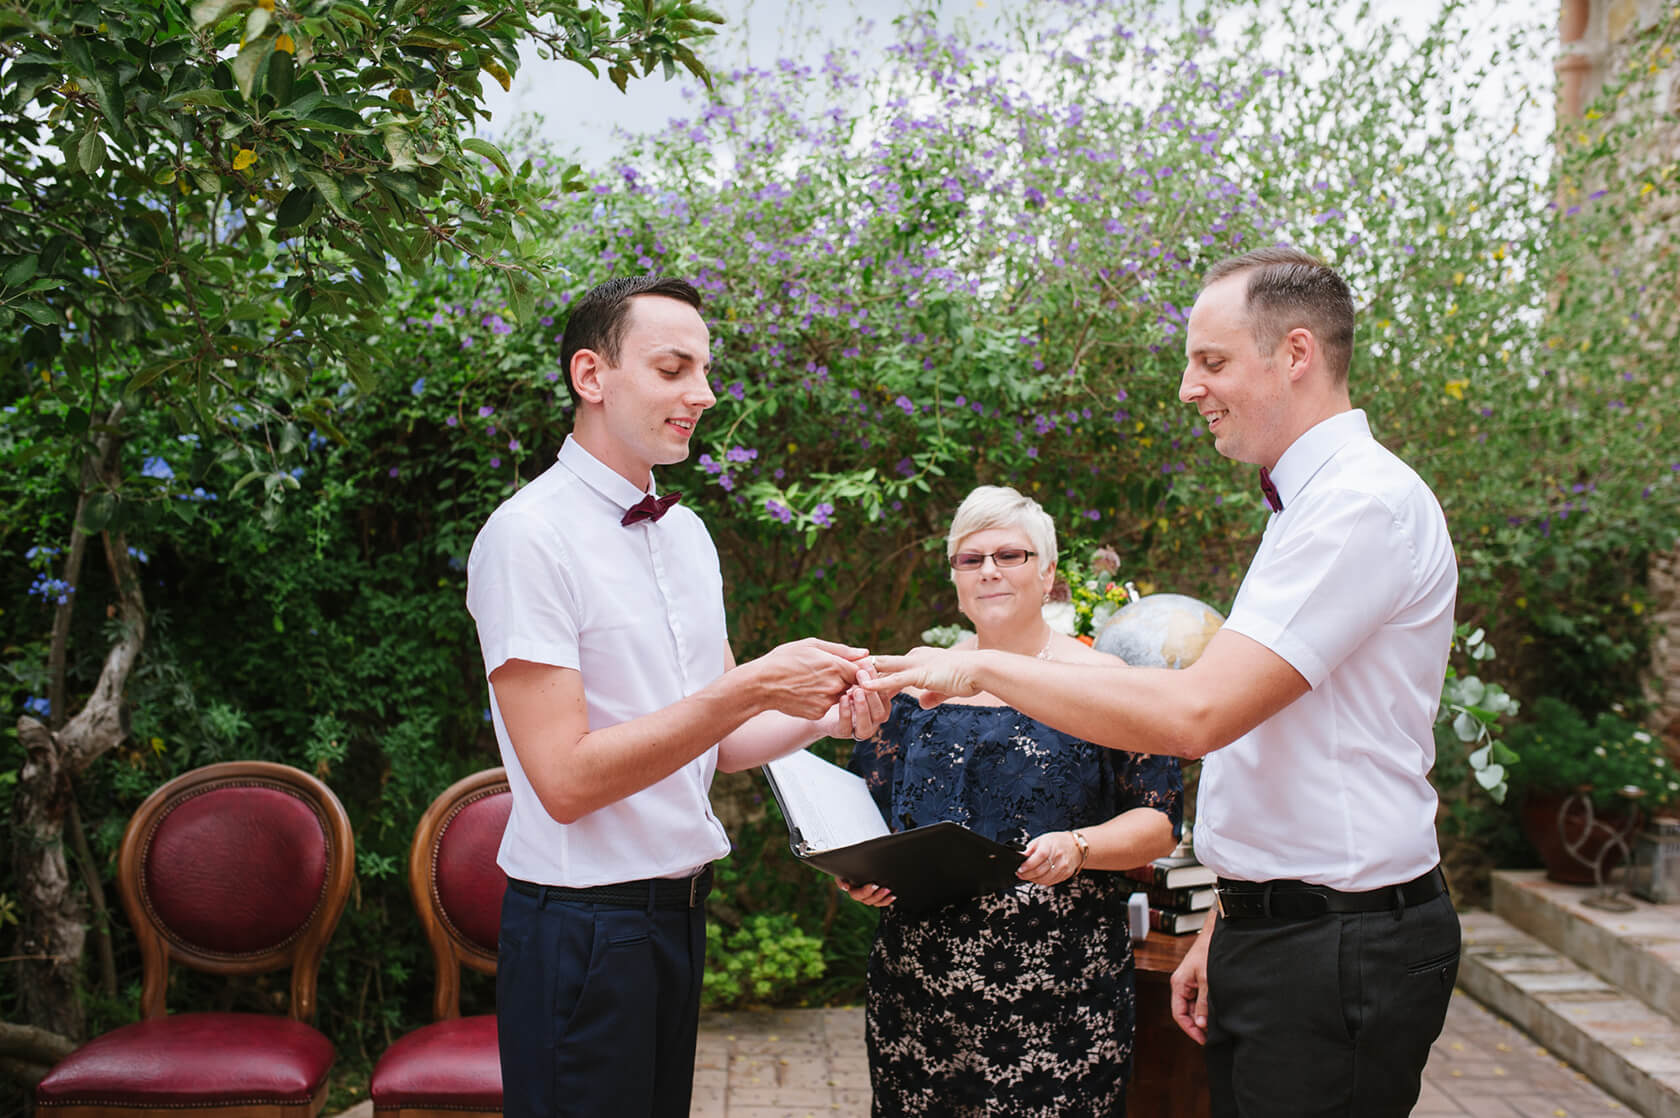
[837, 878, 894, 907]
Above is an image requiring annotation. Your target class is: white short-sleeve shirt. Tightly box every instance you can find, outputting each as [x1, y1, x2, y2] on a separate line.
[466, 436, 732, 887]
[1195, 410, 1457, 891]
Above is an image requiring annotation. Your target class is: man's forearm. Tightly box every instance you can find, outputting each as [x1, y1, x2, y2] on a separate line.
[967, 652, 1213, 758]
[715, 709, 831, 773]
[527, 662, 777, 823]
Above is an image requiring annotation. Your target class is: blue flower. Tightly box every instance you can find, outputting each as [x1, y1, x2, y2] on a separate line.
[23, 696, 50, 718]
[140, 456, 174, 480]
[411, 377, 426, 396]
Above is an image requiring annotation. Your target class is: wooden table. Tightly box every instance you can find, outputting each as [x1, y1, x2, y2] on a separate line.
[1129, 931, 1212, 1118]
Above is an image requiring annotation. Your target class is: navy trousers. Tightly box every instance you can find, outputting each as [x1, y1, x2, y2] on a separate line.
[1204, 891, 1460, 1117]
[497, 881, 707, 1118]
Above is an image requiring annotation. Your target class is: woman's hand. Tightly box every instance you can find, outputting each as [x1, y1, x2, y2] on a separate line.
[831, 663, 891, 740]
[1017, 830, 1085, 886]
[837, 878, 895, 907]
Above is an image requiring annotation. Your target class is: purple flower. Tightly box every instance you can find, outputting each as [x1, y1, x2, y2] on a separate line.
[812, 502, 835, 528]
[446, 415, 459, 427]
[894, 395, 914, 414]
[490, 457, 502, 468]
[478, 406, 495, 418]
[765, 499, 794, 524]
[508, 439, 520, 452]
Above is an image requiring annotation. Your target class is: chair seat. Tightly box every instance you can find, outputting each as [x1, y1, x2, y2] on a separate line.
[37, 1012, 334, 1107]
[370, 1014, 501, 1111]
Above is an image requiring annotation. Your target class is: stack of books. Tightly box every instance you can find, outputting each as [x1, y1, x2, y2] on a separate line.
[1123, 851, 1215, 936]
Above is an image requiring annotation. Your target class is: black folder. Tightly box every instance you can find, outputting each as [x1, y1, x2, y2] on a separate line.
[761, 749, 1025, 914]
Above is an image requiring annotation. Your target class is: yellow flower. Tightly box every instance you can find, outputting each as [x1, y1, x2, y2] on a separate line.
[1443, 379, 1468, 400]
[276, 32, 295, 53]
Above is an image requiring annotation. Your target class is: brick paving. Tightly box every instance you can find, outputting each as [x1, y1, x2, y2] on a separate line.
[325, 989, 1641, 1118]
[687, 990, 1641, 1117]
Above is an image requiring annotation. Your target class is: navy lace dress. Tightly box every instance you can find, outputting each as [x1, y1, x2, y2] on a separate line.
[849, 693, 1182, 1118]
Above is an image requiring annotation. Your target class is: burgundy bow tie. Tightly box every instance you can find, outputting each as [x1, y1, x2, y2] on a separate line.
[621, 492, 681, 527]
[1259, 468, 1283, 514]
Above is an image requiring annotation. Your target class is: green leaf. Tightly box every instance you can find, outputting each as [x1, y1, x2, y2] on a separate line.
[164, 87, 233, 110]
[11, 299, 57, 325]
[79, 492, 117, 533]
[382, 127, 418, 171]
[461, 137, 510, 177]
[274, 186, 315, 228]
[1473, 764, 1506, 791]
[301, 171, 350, 218]
[77, 129, 107, 172]
[245, 6, 271, 40]
[305, 105, 367, 132]
[192, 0, 250, 29]
[3, 255, 39, 288]
[231, 36, 275, 100]
[266, 48, 294, 104]
[62, 407, 90, 434]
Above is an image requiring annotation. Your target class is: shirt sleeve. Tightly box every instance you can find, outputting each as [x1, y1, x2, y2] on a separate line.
[1222, 485, 1415, 689]
[1107, 750, 1185, 841]
[465, 508, 583, 678]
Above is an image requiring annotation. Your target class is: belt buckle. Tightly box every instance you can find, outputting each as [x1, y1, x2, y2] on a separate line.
[1215, 887, 1227, 919]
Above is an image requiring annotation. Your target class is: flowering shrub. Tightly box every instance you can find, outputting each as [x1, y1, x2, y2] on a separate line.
[365, 0, 1680, 702]
[1504, 697, 1678, 810]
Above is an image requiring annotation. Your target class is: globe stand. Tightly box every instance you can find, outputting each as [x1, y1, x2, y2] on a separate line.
[1558, 785, 1646, 913]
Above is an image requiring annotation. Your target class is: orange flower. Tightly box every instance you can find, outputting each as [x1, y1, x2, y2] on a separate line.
[1077, 634, 1094, 646]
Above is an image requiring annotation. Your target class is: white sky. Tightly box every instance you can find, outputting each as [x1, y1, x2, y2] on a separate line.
[479, 0, 1553, 169]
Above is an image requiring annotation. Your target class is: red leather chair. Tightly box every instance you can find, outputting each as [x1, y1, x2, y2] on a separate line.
[36, 761, 354, 1118]
[370, 768, 509, 1118]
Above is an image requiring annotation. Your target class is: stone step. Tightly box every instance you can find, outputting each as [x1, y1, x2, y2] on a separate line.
[1493, 869, 1680, 1026]
[1460, 910, 1680, 1118]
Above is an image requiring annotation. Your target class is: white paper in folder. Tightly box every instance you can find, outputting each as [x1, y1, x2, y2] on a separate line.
[762, 748, 890, 853]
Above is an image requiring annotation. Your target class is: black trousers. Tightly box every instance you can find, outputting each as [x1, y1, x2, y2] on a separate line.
[496, 881, 707, 1118]
[1205, 891, 1459, 1117]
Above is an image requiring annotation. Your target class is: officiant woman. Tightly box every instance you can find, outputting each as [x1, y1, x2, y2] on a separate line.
[841, 484, 1181, 1117]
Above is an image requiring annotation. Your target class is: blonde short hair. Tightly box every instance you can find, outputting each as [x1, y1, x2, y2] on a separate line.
[945, 485, 1058, 576]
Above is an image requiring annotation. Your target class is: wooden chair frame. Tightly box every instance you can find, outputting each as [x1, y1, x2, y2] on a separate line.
[408, 767, 506, 1020]
[116, 760, 355, 1024]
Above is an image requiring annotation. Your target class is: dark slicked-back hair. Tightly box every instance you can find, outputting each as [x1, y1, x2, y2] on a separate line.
[1202, 248, 1355, 383]
[558, 275, 703, 403]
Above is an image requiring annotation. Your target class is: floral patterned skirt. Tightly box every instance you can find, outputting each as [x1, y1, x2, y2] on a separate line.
[865, 873, 1135, 1118]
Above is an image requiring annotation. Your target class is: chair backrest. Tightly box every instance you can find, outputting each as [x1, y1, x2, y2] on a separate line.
[117, 760, 355, 1022]
[410, 768, 510, 1020]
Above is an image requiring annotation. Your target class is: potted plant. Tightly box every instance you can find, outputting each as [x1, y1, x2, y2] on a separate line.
[1503, 697, 1679, 884]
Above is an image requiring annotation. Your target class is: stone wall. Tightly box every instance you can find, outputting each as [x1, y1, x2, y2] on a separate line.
[1555, 0, 1680, 754]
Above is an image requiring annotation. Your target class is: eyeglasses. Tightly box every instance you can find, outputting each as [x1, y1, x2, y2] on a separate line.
[949, 548, 1037, 572]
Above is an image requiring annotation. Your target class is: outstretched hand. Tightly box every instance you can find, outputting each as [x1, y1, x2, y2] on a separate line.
[863, 647, 985, 707]
[758, 637, 868, 720]
[824, 662, 891, 740]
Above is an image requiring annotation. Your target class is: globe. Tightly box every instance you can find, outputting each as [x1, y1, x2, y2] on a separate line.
[1093, 593, 1225, 669]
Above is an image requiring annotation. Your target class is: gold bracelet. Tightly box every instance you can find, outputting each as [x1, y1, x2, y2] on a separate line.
[1069, 829, 1090, 875]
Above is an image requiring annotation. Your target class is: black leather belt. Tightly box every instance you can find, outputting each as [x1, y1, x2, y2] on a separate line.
[507, 865, 712, 910]
[1214, 867, 1446, 921]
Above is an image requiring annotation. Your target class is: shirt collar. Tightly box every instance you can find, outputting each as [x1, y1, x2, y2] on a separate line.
[1268, 409, 1371, 509]
[556, 435, 662, 514]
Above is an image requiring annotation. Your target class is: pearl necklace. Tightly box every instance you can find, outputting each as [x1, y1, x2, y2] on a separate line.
[1035, 631, 1054, 660]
